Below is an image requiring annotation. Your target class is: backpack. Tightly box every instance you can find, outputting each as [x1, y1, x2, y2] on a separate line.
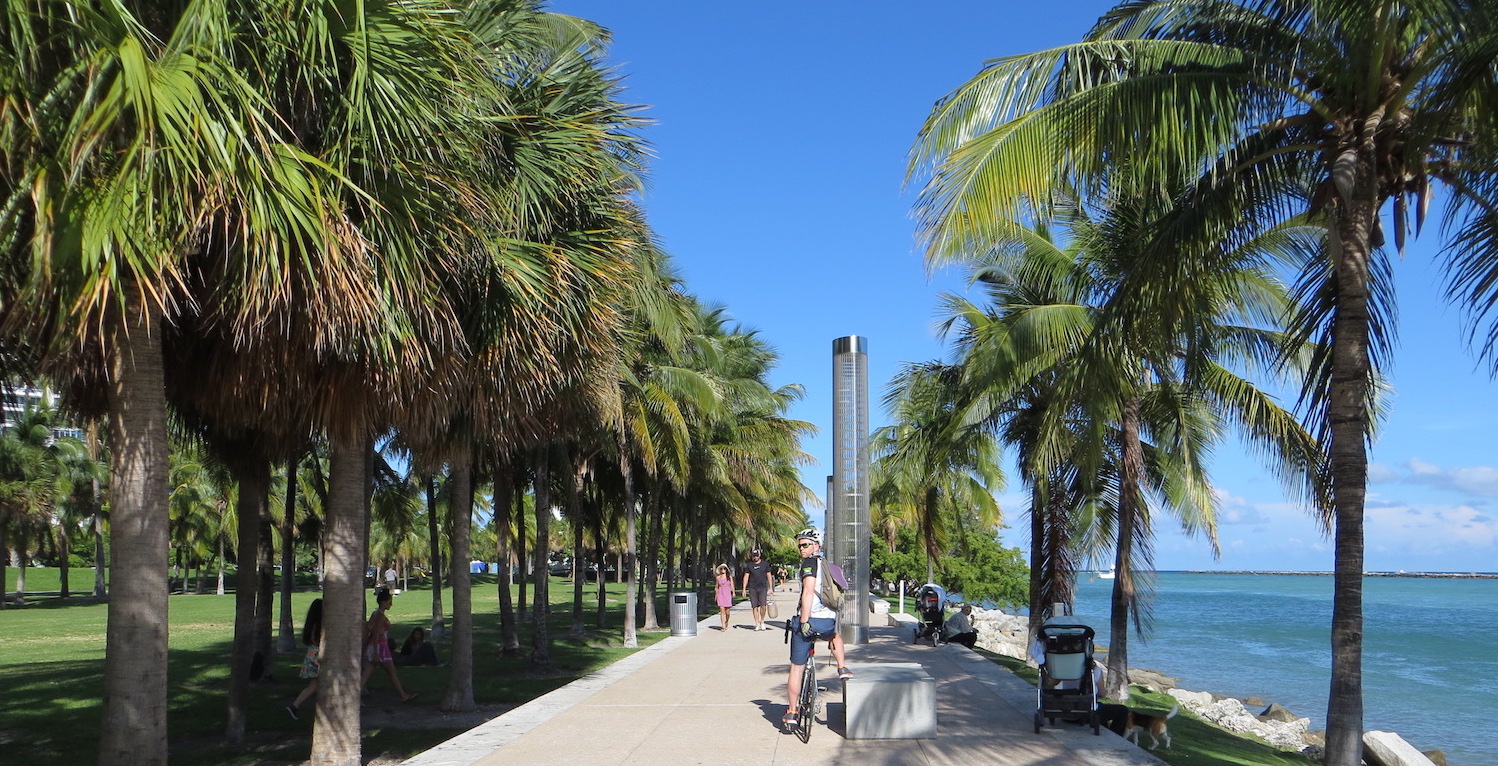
[818, 558, 848, 608]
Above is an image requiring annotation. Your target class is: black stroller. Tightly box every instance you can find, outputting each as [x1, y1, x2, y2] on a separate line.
[1033, 623, 1101, 735]
[911, 583, 946, 644]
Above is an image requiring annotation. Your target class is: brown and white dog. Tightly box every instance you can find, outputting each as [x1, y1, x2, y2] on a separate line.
[1124, 702, 1178, 750]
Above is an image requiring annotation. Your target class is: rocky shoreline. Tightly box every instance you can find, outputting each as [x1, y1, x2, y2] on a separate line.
[966, 606, 1447, 766]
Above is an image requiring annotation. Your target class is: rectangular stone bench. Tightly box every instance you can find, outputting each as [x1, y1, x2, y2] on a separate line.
[842, 662, 937, 739]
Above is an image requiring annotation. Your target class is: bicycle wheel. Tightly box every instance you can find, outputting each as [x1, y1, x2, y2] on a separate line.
[795, 662, 817, 742]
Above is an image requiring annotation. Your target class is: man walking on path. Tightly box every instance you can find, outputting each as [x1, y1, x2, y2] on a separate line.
[740, 549, 774, 631]
[783, 528, 852, 729]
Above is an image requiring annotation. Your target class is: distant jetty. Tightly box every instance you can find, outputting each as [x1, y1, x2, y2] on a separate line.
[1182, 569, 1498, 579]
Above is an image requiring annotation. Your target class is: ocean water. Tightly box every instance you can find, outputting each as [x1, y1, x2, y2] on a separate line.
[1064, 572, 1497, 766]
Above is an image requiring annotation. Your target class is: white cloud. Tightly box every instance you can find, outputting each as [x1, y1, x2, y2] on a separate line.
[1376, 458, 1498, 498]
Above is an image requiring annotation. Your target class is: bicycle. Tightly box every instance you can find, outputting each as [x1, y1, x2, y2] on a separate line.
[783, 623, 830, 742]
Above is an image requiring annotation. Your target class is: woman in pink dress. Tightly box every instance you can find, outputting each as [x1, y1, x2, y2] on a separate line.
[714, 564, 734, 631]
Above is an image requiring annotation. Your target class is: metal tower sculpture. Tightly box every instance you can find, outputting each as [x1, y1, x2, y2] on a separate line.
[831, 335, 870, 644]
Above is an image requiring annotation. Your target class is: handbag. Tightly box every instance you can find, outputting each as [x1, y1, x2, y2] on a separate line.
[767, 601, 779, 619]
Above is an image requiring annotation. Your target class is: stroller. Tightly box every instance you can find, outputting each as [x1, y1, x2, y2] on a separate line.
[911, 583, 947, 644]
[1032, 622, 1101, 735]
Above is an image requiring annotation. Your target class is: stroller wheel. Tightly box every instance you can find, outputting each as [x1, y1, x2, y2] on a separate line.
[1033, 711, 1042, 734]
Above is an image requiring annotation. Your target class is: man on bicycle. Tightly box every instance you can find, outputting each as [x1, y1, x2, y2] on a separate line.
[783, 527, 852, 729]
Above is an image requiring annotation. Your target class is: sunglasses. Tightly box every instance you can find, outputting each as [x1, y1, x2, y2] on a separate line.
[798, 542, 815, 549]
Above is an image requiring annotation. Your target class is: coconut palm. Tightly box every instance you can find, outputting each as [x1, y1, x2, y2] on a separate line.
[922, 186, 1328, 697]
[910, 2, 1498, 757]
[871, 361, 1006, 583]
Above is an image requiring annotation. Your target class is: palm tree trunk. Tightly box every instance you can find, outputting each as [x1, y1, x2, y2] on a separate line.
[278, 453, 300, 653]
[640, 490, 662, 631]
[0, 526, 9, 609]
[441, 443, 476, 712]
[1323, 190, 1377, 766]
[226, 456, 270, 743]
[569, 457, 586, 638]
[255, 512, 277, 671]
[494, 465, 521, 656]
[571, 514, 586, 637]
[88, 420, 107, 599]
[98, 293, 171, 766]
[594, 519, 607, 630]
[425, 473, 446, 639]
[622, 466, 639, 646]
[516, 478, 528, 621]
[530, 447, 553, 667]
[15, 530, 27, 595]
[1104, 394, 1145, 702]
[58, 523, 71, 597]
[1027, 482, 1045, 636]
[311, 432, 371, 766]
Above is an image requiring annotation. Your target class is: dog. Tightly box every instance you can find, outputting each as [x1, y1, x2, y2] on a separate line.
[1123, 702, 1178, 750]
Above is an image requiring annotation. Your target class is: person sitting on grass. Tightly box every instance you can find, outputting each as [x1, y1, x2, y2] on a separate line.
[396, 627, 440, 666]
[941, 603, 980, 648]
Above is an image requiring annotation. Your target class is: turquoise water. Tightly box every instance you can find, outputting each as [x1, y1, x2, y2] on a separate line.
[1065, 572, 1497, 766]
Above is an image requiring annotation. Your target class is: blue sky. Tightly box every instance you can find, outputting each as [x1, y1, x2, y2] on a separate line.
[547, 1, 1498, 573]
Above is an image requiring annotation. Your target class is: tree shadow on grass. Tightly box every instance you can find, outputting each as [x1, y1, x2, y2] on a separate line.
[2, 582, 674, 765]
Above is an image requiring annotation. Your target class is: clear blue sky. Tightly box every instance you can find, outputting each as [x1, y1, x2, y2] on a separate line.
[547, 1, 1498, 573]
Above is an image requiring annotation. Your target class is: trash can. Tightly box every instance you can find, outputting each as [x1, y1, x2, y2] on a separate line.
[669, 590, 698, 637]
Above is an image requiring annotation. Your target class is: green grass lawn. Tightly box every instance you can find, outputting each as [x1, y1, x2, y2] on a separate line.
[975, 650, 1318, 766]
[0, 569, 676, 765]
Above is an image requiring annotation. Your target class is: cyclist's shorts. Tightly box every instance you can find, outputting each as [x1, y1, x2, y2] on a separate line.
[789, 617, 837, 665]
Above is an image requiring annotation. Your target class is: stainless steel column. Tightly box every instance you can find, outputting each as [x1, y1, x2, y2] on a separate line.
[832, 335, 870, 644]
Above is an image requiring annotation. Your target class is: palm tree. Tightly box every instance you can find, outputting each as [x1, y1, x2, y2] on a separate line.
[0, 405, 79, 603]
[871, 362, 1006, 583]
[921, 187, 1327, 697]
[910, 2, 1498, 758]
[0, 2, 386, 758]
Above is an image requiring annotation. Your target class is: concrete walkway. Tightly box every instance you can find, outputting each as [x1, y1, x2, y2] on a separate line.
[403, 590, 1165, 766]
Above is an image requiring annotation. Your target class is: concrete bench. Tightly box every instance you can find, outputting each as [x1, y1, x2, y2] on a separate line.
[842, 662, 937, 739]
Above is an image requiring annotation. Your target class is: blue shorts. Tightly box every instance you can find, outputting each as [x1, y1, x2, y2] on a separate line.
[789, 617, 837, 666]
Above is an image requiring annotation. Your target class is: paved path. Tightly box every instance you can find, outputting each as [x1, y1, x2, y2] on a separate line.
[404, 590, 1165, 766]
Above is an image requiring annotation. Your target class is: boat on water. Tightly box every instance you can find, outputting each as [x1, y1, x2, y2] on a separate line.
[1096, 569, 1115, 580]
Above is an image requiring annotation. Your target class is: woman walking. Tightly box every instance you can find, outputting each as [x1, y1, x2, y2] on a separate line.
[361, 588, 417, 702]
[714, 564, 734, 631]
[286, 599, 323, 719]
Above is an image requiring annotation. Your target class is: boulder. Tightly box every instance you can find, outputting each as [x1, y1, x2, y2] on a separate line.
[1194, 697, 1310, 750]
[1168, 688, 1215, 710]
[1129, 667, 1179, 692]
[1258, 702, 1300, 723]
[968, 607, 1031, 661]
[1423, 750, 1447, 766]
[1363, 731, 1438, 766]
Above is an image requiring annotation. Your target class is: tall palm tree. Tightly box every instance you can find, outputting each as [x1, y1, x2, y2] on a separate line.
[926, 196, 1326, 698]
[1, 2, 388, 759]
[910, 4, 1498, 759]
[871, 361, 1006, 582]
